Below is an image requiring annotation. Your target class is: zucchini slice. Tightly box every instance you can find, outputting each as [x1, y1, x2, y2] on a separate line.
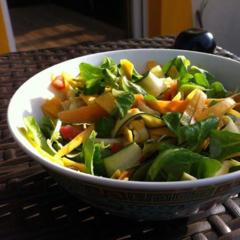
[138, 72, 167, 97]
[104, 142, 142, 177]
[150, 65, 164, 78]
[112, 108, 142, 137]
[112, 109, 164, 137]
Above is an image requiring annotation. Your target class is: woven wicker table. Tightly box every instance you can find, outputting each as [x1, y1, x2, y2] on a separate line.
[1, 37, 240, 240]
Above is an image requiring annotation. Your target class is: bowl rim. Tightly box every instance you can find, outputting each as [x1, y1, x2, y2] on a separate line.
[7, 48, 240, 191]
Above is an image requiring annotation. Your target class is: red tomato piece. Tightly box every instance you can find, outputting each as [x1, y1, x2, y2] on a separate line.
[60, 125, 83, 141]
[111, 143, 123, 153]
[51, 75, 65, 90]
[163, 80, 178, 100]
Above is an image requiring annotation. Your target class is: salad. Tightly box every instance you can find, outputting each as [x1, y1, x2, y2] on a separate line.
[21, 56, 240, 181]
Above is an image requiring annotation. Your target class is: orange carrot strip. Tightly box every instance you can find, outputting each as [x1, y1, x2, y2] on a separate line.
[133, 94, 144, 107]
[58, 103, 108, 123]
[146, 60, 158, 71]
[119, 170, 131, 180]
[146, 100, 188, 113]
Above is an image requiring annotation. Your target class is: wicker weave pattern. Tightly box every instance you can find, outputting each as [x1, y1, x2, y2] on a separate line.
[1, 36, 240, 240]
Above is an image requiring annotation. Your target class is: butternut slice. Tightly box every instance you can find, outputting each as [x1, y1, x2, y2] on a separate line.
[95, 92, 116, 113]
[58, 103, 108, 123]
[42, 97, 63, 118]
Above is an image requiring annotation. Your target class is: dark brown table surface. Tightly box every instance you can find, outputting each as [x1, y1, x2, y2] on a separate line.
[1, 37, 240, 240]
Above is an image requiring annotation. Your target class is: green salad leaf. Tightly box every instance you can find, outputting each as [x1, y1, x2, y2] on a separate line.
[24, 116, 54, 155]
[207, 81, 227, 98]
[83, 130, 96, 175]
[115, 91, 135, 118]
[39, 116, 55, 139]
[80, 62, 104, 81]
[82, 130, 108, 176]
[163, 55, 190, 79]
[190, 66, 211, 85]
[210, 130, 240, 160]
[95, 116, 115, 138]
[144, 94, 158, 101]
[80, 57, 119, 94]
[163, 113, 218, 151]
[178, 117, 218, 151]
[190, 65, 215, 83]
[131, 159, 154, 181]
[193, 72, 210, 88]
[162, 112, 182, 134]
[189, 65, 227, 97]
[101, 57, 119, 88]
[179, 83, 205, 95]
[102, 68, 119, 88]
[100, 57, 118, 75]
[162, 57, 228, 98]
[93, 144, 107, 177]
[132, 68, 143, 82]
[147, 147, 221, 181]
[120, 76, 147, 95]
[80, 62, 105, 94]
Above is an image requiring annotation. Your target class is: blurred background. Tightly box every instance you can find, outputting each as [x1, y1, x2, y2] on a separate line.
[0, 0, 239, 55]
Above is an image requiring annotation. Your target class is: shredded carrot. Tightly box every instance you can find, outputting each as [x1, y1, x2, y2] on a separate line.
[111, 169, 121, 179]
[229, 109, 240, 118]
[55, 125, 93, 157]
[62, 158, 86, 172]
[145, 99, 188, 113]
[119, 170, 130, 180]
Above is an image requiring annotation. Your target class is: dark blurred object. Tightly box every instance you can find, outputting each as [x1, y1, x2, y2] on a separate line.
[54, 0, 129, 30]
[196, 0, 209, 28]
[7, 0, 52, 7]
[8, 0, 130, 33]
[174, 28, 216, 53]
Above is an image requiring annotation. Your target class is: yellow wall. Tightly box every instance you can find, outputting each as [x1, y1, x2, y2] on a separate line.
[0, 2, 12, 53]
[148, 0, 193, 37]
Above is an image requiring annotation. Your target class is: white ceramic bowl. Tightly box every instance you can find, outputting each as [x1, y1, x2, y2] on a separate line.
[7, 49, 240, 220]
